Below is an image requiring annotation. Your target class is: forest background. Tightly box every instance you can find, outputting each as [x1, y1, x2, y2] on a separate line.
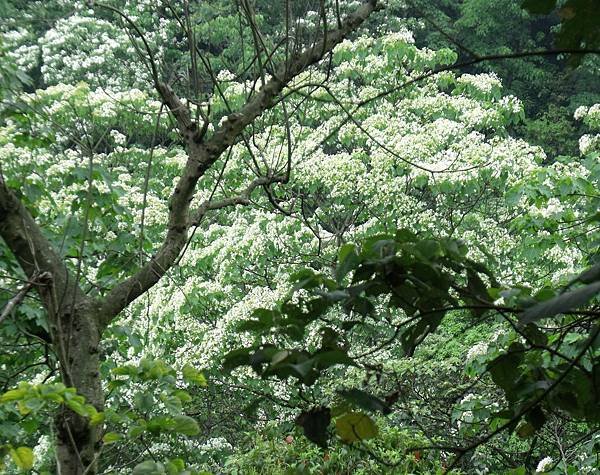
[0, 0, 599, 474]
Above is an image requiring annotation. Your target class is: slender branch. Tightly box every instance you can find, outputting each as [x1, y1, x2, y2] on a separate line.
[0, 276, 38, 325]
[191, 175, 284, 226]
[318, 48, 600, 149]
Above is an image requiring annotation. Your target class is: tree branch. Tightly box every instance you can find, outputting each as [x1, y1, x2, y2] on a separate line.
[191, 175, 283, 226]
[0, 178, 86, 318]
[0, 275, 36, 325]
[98, 0, 380, 324]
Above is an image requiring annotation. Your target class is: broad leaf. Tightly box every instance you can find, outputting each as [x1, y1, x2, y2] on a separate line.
[337, 389, 392, 415]
[295, 407, 331, 447]
[9, 446, 34, 470]
[172, 415, 200, 436]
[335, 411, 378, 443]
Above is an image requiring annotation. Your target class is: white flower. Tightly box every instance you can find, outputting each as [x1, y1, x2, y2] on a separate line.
[33, 435, 52, 468]
[109, 129, 126, 145]
[579, 134, 600, 155]
[216, 69, 235, 82]
[466, 342, 488, 360]
[200, 437, 233, 452]
[574, 106, 588, 121]
[536, 456, 553, 473]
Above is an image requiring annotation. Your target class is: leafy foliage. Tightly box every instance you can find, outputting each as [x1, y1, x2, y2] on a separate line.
[1, 0, 599, 473]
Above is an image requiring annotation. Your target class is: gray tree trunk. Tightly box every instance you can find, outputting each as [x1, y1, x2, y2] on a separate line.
[53, 304, 103, 475]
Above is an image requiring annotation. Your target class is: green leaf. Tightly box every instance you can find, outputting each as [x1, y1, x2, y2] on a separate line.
[395, 228, 417, 243]
[66, 398, 87, 416]
[0, 388, 27, 403]
[128, 424, 146, 438]
[488, 343, 524, 400]
[90, 411, 105, 426]
[9, 446, 34, 470]
[132, 461, 166, 475]
[335, 412, 378, 443]
[415, 240, 442, 260]
[526, 406, 546, 430]
[173, 390, 192, 403]
[161, 395, 183, 414]
[102, 432, 123, 444]
[520, 281, 600, 324]
[337, 389, 392, 415]
[172, 415, 199, 436]
[507, 467, 527, 475]
[166, 458, 185, 473]
[222, 348, 253, 372]
[312, 350, 356, 369]
[466, 269, 489, 302]
[295, 407, 331, 447]
[336, 243, 359, 283]
[182, 364, 207, 386]
[113, 365, 138, 376]
[516, 421, 536, 438]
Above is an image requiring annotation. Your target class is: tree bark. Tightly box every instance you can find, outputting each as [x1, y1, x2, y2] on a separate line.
[53, 303, 104, 475]
[0, 182, 104, 474]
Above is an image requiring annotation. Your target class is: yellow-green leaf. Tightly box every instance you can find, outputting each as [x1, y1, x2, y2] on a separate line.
[335, 411, 378, 443]
[66, 399, 87, 416]
[0, 388, 27, 403]
[9, 446, 34, 470]
[182, 364, 207, 386]
[102, 432, 122, 444]
[90, 411, 105, 426]
[17, 400, 32, 416]
[516, 421, 536, 439]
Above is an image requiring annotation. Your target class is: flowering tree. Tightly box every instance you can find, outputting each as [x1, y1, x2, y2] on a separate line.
[0, 1, 381, 473]
[0, 0, 599, 474]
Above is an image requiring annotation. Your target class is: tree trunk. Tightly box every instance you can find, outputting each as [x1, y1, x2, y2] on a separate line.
[53, 302, 104, 475]
[0, 183, 105, 474]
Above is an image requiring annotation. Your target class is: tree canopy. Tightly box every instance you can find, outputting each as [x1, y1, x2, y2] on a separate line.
[0, 1, 599, 474]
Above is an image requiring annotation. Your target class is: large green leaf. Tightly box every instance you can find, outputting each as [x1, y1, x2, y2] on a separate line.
[337, 389, 392, 415]
[0, 388, 27, 403]
[336, 243, 360, 283]
[132, 461, 166, 475]
[182, 364, 207, 386]
[335, 412, 378, 443]
[9, 446, 34, 470]
[295, 407, 331, 447]
[172, 415, 200, 436]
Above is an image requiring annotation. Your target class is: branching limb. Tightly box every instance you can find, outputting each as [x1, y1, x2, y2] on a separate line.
[191, 175, 284, 226]
[0, 274, 39, 325]
[99, 1, 381, 324]
[0, 177, 86, 316]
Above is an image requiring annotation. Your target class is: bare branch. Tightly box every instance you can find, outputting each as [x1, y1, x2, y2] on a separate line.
[0, 275, 38, 325]
[191, 175, 282, 226]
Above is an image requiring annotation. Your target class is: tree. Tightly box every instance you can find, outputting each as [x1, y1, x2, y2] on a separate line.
[0, 1, 381, 473]
[1, 0, 599, 473]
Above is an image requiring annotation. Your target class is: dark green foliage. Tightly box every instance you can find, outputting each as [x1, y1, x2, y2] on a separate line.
[228, 230, 600, 451]
[522, 0, 600, 50]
